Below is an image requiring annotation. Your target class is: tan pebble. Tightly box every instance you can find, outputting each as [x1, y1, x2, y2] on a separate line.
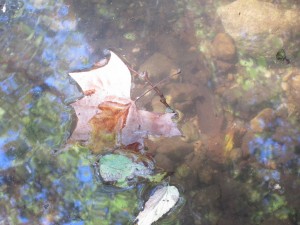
[227, 73, 234, 81]
[281, 82, 288, 91]
[266, 160, 276, 170]
[282, 70, 294, 82]
[250, 108, 275, 133]
[264, 71, 271, 78]
[291, 75, 300, 89]
[132, 47, 140, 53]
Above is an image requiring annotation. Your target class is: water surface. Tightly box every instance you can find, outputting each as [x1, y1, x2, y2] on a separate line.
[0, 0, 299, 224]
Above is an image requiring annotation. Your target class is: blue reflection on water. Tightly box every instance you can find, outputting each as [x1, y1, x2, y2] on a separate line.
[0, 133, 21, 170]
[35, 188, 47, 200]
[74, 200, 82, 210]
[63, 221, 84, 225]
[17, 216, 29, 224]
[58, 5, 69, 17]
[258, 168, 281, 182]
[0, 150, 13, 170]
[0, 73, 19, 95]
[76, 165, 93, 183]
[249, 137, 286, 165]
[31, 86, 44, 98]
[42, 47, 58, 65]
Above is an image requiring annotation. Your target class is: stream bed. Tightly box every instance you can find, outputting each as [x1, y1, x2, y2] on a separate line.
[0, 0, 299, 224]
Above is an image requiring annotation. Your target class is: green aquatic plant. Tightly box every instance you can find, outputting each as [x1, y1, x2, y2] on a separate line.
[239, 57, 267, 80]
[175, 163, 190, 179]
[237, 56, 269, 91]
[123, 32, 136, 41]
[97, 6, 115, 19]
[276, 49, 290, 64]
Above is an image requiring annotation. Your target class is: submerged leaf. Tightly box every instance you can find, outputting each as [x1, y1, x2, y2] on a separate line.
[135, 186, 180, 225]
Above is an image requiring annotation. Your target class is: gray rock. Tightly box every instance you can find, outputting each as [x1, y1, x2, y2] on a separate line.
[217, 0, 300, 58]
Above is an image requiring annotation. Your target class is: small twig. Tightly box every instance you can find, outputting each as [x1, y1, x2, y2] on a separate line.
[120, 54, 181, 115]
[127, 66, 140, 77]
[135, 69, 181, 115]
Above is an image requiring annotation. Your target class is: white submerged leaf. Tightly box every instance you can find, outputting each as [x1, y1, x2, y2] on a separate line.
[135, 186, 180, 225]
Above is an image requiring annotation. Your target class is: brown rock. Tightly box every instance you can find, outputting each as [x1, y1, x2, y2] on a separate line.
[241, 130, 255, 158]
[156, 34, 182, 61]
[282, 68, 300, 119]
[197, 165, 215, 184]
[165, 82, 201, 113]
[290, 75, 300, 90]
[155, 137, 194, 162]
[212, 33, 236, 62]
[154, 153, 174, 172]
[139, 53, 176, 80]
[196, 90, 224, 136]
[193, 185, 221, 206]
[287, 74, 300, 107]
[250, 108, 275, 133]
[215, 59, 235, 73]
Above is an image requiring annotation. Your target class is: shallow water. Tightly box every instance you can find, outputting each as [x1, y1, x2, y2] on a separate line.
[0, 0, 299, 224]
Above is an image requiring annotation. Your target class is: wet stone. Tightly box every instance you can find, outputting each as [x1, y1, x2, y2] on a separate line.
[197, 165, 215, 185]
[282, 68, 300, 118]
[175, 163, 191, 179]
[193, 185, 220, 206]
[154, 153, 174, 172]
[139, 52, 176, 80]
[165, 82, 201, 113]
[154, 137, 194, 163]
[222, 75, 281, 119]
[215, 59, 235, 74]
[180, 117, 200, 143]
[212, 32, 236, 62]
[156, 34, 183, 62]
[217, 0, 300, 59]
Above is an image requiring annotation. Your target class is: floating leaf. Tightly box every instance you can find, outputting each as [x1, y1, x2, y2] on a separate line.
[135, 185, 180, 225]
[68, 51, 181, 150]
[98, 151, 154, 188]
[69, 51, 131, 141]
